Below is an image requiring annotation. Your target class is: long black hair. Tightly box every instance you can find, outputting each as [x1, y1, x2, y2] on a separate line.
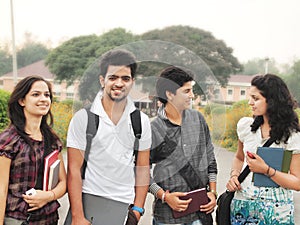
[250, 74, 300, 143]
[8, 75, 60, 154]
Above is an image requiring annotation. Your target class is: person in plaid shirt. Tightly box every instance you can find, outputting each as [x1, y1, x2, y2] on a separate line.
[0, 76, 67, 225]
[149, 66, 218, 225]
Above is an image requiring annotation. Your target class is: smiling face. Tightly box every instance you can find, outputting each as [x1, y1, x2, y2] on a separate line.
[248, 86, 267, 116]
[100, 65, 134, 103]
[18, 80, 51, 118]
[167, 81, 194, 112]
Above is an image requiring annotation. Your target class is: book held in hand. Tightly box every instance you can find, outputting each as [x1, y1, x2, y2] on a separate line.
[43, 150, 59, 191]
[48, 159, 60, 190]
[172, 188, 209, 219]
[253, 147, 292, 188]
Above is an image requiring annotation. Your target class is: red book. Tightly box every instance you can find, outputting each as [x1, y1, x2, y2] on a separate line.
[172, 188, 209, 219]
[43, 150, 59, 191]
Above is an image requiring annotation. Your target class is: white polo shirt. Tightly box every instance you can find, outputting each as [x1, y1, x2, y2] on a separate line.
[67, 92, 151, 203]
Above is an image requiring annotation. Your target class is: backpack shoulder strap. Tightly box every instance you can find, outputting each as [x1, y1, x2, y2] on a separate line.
[81, 105, 99, 179]
[130, 109, 142, 164]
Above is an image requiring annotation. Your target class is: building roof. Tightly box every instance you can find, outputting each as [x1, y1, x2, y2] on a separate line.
[1, 60, 54, 80]
[228, 74, 257, 83]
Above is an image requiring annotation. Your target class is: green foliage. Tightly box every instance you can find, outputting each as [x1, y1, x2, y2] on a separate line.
[203, 100, 252, 151]
[296, 108, 300, 117]
[203, 103, 226, 116]
[141, 25, 243, 86]
[0, 49, 12, 75]
[241, 57, 279, 75]
[60, 99, 83, 113]
[52, 102, 74, 146]
[284, 60, 300, 103]
[46, 34, 101, 84]
[220, 100, 252, 151]
[17, 42, 49, 68]
[0, 90, 10, 132]
[46, 28, 139, 90]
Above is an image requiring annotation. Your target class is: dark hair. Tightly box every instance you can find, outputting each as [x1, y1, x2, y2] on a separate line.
[156, 66, 194, 104]
[99, 49, 137, 78]
[8, 75, 60, 153]
[250, 74, 300, 143]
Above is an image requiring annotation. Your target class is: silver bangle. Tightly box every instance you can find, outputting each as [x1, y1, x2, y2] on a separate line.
[162, 192, 166, 204]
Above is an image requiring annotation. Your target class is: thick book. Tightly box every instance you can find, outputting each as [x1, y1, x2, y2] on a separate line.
[43, 150, 59, 191]
[48, 159, 60, 190]
[172, 188, 209, 219]
[253, 147, 284, 187]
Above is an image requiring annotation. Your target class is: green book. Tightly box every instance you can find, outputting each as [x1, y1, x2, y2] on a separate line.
[281, 150, 292, 173]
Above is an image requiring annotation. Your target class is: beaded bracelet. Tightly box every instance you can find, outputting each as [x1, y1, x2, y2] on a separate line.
[269, 168, 277, 178]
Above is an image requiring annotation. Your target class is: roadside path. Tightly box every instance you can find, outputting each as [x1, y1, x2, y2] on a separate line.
[58, 146, 300, 224]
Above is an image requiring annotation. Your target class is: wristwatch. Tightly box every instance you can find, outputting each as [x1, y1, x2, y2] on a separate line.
[131, 205, 145, 216]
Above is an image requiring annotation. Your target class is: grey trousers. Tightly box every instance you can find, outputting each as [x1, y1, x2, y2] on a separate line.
[64, 193, 129, 225]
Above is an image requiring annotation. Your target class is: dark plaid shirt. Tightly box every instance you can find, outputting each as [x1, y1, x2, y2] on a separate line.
[0, 125, 62, 224]
[150, 108, 217, 225]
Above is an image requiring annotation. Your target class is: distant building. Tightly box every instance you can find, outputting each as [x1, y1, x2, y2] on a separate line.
[213, 74, 257, 104]
[0, 60, 80, 101]
[0, 60, 154, 114]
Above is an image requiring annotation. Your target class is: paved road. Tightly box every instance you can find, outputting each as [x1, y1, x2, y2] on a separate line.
[58, 146, 300, 224]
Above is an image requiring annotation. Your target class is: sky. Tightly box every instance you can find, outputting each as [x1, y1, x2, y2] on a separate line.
[1, 0, 300, 65]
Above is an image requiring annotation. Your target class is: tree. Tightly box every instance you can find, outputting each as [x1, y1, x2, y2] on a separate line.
[0, 33, 49, 75]
[0, 90, 10, 132]
[0, 49, 12, 75]
[46, 26, 242, 101]
[140, 25, 243, 86]
[284, 60, 300, 104]
[242, 57, 279, 75]
[46, 34, 101, 84]
[46, 28, 138, 86]
[17, 42, 49, 68]
[46, 28, 139, 100]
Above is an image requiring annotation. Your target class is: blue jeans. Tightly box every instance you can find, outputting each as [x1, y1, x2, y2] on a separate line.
[153, 218, 203, 225]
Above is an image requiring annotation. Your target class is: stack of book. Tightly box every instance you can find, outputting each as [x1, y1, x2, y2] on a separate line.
[253, 147, 292, 187]
[43, 150, 60, 191]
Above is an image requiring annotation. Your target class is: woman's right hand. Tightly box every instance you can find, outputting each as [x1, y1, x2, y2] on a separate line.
[226, 175, 242, 192]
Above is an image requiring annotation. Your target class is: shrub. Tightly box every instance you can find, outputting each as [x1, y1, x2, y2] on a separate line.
[52, 102, 74, 146]
[203, 103, 225, 116]
[0, 90, 10, 132]
[220, 100, 252, 151]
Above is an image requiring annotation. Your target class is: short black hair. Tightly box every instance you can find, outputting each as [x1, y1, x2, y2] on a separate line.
[100, 49, 137, 78]
[156, 66, 194, 104]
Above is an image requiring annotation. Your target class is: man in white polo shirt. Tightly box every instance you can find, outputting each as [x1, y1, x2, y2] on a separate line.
[65, 49, 151, 225]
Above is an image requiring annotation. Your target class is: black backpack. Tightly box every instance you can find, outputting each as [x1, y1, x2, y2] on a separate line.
[81, 105, 142, 179]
